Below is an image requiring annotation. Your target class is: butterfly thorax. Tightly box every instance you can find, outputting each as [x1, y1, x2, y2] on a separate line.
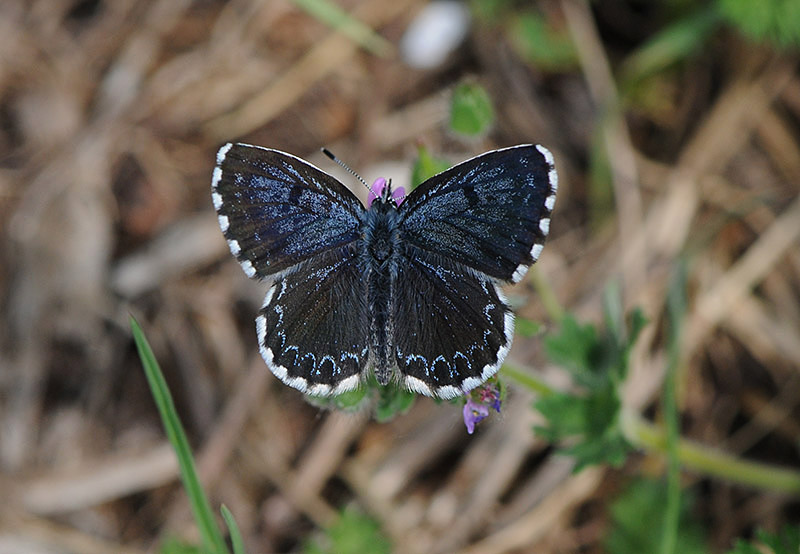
[361, 197, 401, 385]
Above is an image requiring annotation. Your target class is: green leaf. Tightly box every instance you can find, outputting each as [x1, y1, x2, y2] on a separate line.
[306, 385, 370, 412]
[509, 11, 578, 71]
[535, 392, 596, 439]
[564, 431, 630, 471]
[411, 146, 451, 188]
[605, 479, 708, 554]
[534, 384, 630, 471]
[719, 0, 800, 48]
[536, 301, 647, 470]
[131, 317, 229, 554]
[727, 542, 761, 554]
[375, 382, 416, 422]
[450, 82, 495, 137]
[306, 378, 414, 421]
[758, 526, 800, 554]
[332, 386, 370, 410]
[728, 526, 800, 554]
[543, 314, 599, 386]
[221, 505, 246, 554]
[304, 508, 392, 554]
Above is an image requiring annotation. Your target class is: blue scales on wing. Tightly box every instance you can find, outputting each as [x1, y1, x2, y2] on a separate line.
[398, 145, 557, 284]
[212, 143, 364, 279]
[391, 248, 514, 399]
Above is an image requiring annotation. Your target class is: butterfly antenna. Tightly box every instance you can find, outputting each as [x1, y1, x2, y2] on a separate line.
[322, 148, 370, 192]
[389, 178, 407, 203]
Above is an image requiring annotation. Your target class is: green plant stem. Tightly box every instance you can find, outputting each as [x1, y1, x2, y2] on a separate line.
[501, 363, 556, 397]
[660, 265, 686, 554]
[504, 365, 800, 495]
[623, 412, 800, 495]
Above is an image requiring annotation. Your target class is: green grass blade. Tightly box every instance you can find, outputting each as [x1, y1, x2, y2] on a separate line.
[620, 6, 720, 89]
[130, 316, 229, 554]
[221, 505, 246, 554]
[660, 262, 688, 554]
[291, 0, 393, 57]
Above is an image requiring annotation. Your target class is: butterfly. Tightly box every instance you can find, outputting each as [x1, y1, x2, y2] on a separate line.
[212, 143, 557, 399]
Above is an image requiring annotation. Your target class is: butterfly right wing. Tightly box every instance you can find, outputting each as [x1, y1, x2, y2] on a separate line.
[391, 145, 556, 398]
[212, 143, 364, 279]
[397, 145, 557, 283]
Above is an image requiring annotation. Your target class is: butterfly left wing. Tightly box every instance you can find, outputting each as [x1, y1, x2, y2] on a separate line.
[212, 143, 369, 394]
[212, 143, 364, 279]
[398, 145, 557, 283]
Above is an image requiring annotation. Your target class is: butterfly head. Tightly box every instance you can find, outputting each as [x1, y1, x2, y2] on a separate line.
[367, 177, 406, 208]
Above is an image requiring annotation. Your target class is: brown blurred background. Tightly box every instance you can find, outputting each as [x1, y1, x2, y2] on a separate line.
[1, 0, 799, 552]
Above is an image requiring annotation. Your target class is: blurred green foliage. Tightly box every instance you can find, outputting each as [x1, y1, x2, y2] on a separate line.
[375, 383, 417, 422]
[304, 508, 392, 554]
[514, 316, 543, 338]
[534, 289, 646, 471]
[450, 82, 496, 137]
[307, 376, 416, 421]
[727, 526, 800, 554]
[620, 6, 721, 92]
[411, 145, 451, 188]
[290, 0, 392, 57]
[605, 479, 708, 554]
[719, 0, 800, 48]
[509, 11, 578, 71]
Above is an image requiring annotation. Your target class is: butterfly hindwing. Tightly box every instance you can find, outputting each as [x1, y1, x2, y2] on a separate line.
[257, 246, 369, 396]
[398, 145, 557, 283]
[392, 244, 514, 399]
[212, 143, 364, 279]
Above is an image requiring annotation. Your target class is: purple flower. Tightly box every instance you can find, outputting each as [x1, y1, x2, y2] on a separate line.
[367, 177, 406, 207]
[478, 384, 502, 413]
[462, 381, 503, 434]
[463, 398, 489, 434]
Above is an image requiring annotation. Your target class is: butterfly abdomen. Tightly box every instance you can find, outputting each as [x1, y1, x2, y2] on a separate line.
[362, 200, 402, 385]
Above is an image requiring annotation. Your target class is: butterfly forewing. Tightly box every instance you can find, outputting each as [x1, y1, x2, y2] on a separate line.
[212, 143, 364, 279]
[398, 145, 557, 283]
[392, 245, 513, 399]
[257, 245, 370, 396]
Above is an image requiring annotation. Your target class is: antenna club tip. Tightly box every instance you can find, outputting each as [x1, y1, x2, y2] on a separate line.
[321, 148, 335, 160]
